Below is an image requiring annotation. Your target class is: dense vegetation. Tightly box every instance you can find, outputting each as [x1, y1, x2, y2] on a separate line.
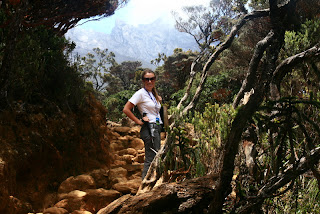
[1, 0, 320, 213]
[0, 0, 123, 213]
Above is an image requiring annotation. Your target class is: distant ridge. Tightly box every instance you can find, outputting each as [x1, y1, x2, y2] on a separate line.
[66, 17, 199, 68]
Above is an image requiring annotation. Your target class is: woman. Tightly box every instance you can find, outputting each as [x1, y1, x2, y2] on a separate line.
[123, 69, 163, 179]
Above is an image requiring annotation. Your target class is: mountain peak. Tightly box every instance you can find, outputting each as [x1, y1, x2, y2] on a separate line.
[67, 18, 198, 68]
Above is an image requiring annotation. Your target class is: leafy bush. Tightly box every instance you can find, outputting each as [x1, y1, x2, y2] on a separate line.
[266, 177, 320, 213]
[192, 103, 236, 173]
[1, 25, 85, 110]
[103, 90, 137, 121]
[161, 103, 235, 181]
[168, 72, 240, 113]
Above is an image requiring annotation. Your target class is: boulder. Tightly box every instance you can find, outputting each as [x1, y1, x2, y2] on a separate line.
[71, 210, 93, 214]
[108, 131, 120, 139]
[89, 168, 109, 189]
[130, 138, 144, 150]
[58, 190, 87, 201]
[83, 189, 121, 212]
[112, 127, 131, 135]
[71, 211, 93, 214]
[55, 190, 86, 212]
[112, 178, 141, 194]
[118, 136, 133, 145]
[128, 171, 143, 180]
[128, 126, 140, 136]
[106, 121, 121, 127]
[109, 142, 124, 152]
[137, 148, 145, 154]
[111, 160, 127, 166]
[122, 163, 144, 173]
[58, 175, 96, 194]
[117, 148, 138, 156]
[108, 167, 127, 182]
[43, 207, 69, 214]
[54, 199, 68, 208]
[118, 154, 134, 164]
[133, 153, 144, 163]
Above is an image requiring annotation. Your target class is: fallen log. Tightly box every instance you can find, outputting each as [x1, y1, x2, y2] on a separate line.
[97, 175, 217, 214]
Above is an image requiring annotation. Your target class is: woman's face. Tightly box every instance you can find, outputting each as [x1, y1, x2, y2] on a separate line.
[143, 72, 156, 91]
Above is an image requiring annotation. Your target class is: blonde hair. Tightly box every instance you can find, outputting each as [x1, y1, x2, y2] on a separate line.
[141, 69, 161, 103]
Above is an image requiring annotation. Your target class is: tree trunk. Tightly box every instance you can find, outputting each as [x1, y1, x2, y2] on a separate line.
[98, 175, 218, 214]
[210, 0, 291, 211]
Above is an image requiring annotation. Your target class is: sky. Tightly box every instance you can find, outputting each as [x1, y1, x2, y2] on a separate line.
[77, 0, 211, 34]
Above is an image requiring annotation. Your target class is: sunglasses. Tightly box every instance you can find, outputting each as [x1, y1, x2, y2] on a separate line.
[143, 77, 156, 81]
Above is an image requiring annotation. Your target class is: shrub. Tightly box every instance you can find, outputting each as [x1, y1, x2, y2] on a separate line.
[103, 90, 137, 122]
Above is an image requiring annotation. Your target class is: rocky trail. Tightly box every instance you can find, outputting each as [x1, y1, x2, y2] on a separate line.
[37, 123, 152, 214]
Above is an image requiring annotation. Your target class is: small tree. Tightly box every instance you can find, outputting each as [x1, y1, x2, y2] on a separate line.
[108, 60, 142, 93]
[78, 48, 116, 93]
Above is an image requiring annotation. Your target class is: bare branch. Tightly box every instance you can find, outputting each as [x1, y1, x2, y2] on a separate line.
[176, 55, 202, 110]
[232, 30, 275, 108]
[272, 43, 320, 86]
[237, 146, 320, 213]
[182, 9, 270, 117]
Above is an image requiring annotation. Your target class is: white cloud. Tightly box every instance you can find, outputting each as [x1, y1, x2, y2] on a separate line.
[76, 0, 211, 33]
[119, 0, 211, 26]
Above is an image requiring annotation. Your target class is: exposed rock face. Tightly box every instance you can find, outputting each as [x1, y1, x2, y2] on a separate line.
[0, 94, 111, 214]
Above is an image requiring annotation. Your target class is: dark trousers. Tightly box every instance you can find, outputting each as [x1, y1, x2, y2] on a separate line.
[140, 123, 161, 179]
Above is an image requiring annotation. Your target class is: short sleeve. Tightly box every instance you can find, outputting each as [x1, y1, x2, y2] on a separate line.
[129, 90, 142, 106]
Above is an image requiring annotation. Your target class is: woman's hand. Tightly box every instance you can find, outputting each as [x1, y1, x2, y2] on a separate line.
[137, 120, 144, 126]
[142, 116, 150, 123]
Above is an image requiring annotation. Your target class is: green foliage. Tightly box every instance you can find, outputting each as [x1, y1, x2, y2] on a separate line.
[193, 103, 235, 147]
[103, 90, 136, 121]
[253, 97, 320, 177]
[169, 71, 240, 112]
[283, 19, 320, 58]
[173, 0, 237, 52]
[161, 103, 235, 181]
[277, 19, 320, 109]
[2, 26, 85, 109]
[108, 60, 142, 94]
[267, 177, 320, 213]
[76, 48, 116, 93]
[161, 107, 207, 180]
[248, 0, 269, 10]
[75, 48, 142, 108]
[192, 103, 236, 172]
[155, 49, 198, 102]
[165, 126, 202, 178]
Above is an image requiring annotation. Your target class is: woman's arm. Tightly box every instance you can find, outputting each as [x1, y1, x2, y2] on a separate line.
[123, 101, 144, 125]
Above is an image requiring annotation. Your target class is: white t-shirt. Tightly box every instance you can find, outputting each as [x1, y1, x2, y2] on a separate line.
[129, 88, 163, 124]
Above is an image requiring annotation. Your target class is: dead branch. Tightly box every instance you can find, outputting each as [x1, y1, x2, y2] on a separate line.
[98, 175, 218, 214]
[272, 43, 320, 86]
[235, 146, 320, 213]
[174, 9, 270, 121]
